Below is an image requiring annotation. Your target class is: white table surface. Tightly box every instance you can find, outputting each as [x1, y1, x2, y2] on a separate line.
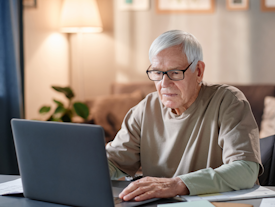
[0, 175, 274, 207]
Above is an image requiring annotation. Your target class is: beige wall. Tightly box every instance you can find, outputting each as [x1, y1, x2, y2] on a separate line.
[112, 0, 275, 85]
[24, 0, 69, 120]
[69, 0, 115, 101]
[24, 0, 275, 119]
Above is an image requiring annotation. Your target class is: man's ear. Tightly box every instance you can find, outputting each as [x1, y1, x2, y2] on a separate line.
[196, 61, 205, 83]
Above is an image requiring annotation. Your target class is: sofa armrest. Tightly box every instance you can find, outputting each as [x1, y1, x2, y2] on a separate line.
[111, 82, 156, 97]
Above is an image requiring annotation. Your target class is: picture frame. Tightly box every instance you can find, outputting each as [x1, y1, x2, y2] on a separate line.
[23, 0, 37, 8]
[261, 0, 275, 11]
[118, 0, 150, 11]
[226, 0, 249, 11]
[156, 0, 215, 14]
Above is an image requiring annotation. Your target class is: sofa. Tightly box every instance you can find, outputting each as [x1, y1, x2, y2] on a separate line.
[86, 82, 275, 143]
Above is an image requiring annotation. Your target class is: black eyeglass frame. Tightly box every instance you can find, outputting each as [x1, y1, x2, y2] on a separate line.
[146, 61, 194, 81]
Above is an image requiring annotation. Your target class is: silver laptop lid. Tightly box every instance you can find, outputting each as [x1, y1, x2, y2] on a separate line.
[11, 119, 114, 207]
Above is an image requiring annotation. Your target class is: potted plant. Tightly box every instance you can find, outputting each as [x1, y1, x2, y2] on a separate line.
[39, 86, 89, 122]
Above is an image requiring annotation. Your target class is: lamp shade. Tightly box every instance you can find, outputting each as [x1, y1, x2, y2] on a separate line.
[60, 0, 103, 33]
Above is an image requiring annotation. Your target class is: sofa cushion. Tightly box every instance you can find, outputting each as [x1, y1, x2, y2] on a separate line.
[260, 96, 275, 138]
[86, 90, 143, 143]
[233, 85, 275, 130]
[111, 82, 156, 98]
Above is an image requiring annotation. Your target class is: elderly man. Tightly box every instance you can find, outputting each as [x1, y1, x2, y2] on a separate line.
[106, 30, 263, 202]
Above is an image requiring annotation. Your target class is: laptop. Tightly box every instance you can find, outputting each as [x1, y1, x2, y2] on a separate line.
[11, 119, 159, 207]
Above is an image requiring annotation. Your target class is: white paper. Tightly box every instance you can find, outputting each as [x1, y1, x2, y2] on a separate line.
[0, 178, 23, 195]
[181, 185, 275, 202]
[260, 198, 275, 207]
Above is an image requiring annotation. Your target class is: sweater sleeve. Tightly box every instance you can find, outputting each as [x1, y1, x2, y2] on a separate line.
[108, 160, 127, 180]
[178, 160, 259, 195]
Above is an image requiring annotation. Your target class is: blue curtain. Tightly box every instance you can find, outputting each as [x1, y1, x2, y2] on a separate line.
[0, 0, 24, 174]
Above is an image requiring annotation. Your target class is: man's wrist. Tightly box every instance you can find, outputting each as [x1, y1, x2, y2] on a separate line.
[172, 177, 190, 195]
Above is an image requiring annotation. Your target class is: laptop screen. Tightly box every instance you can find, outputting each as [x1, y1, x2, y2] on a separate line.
[11, 119, 114, 207]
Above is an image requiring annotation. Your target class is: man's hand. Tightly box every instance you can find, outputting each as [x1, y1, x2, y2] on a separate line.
[119, 176, 189, 201]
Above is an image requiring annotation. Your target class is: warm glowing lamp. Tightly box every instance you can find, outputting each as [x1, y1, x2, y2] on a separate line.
[60, 0, 103, 101]
[60, 0, 103, 33]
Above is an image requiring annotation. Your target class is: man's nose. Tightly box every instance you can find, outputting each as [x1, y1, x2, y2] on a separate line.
[161, 73, 172, 87]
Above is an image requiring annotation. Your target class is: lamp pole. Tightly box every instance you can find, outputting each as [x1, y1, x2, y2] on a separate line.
[59, 0, 103, 101]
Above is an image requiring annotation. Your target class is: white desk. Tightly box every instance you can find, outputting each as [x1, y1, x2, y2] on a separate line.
[0, 175, 274, 207]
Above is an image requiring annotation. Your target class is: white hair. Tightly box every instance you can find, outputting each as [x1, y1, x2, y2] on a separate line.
[149, 30, 203, 72]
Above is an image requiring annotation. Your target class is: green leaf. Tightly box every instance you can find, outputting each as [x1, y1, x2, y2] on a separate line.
[51, 117, 61, 122]
[39, 106, 51, 114]
[66, 109, 73, 117]
[61, 113, 72, 122]
[47, 115, 61, 122]
[73, 102, 89, 120]
[53, 99, 64, 107]
[54, 105, 66, 114]
[52, 86, 74, 99]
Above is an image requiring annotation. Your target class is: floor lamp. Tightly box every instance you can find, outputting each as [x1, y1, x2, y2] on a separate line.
[59, 0, 103, 101]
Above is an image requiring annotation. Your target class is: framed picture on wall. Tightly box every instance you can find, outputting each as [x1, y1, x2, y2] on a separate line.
[156, 0, 215, 13]
[261, 0, 275, 11]
[226, 0, 249, 11]
[118, 0, 150, 11]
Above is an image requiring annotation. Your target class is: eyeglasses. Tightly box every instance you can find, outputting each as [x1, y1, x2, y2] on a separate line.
[146, 61, 194, 81]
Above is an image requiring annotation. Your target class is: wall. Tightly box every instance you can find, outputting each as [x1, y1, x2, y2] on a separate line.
[112, 0, 275, 85]
[24, 0, 115, 119]
[69, 0, 115, 101]
[24, 0, 275, 119]
[24, 0, 69, 120]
